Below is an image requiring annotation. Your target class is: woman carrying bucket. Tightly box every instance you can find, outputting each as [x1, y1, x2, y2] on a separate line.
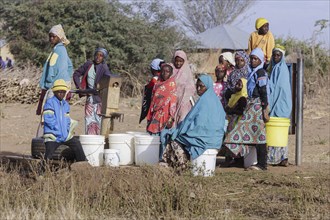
[160, 74, 226, 173]
[267, 45, 292, 166]
[223, 48, 270, 171]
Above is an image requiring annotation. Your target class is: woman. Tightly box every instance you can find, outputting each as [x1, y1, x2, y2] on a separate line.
[37, 24, 73, 115]
[146, 63, 177, 135]
[172, 50, 196, 126]
[267, 45, 292, 166]
[224, 48, 270, 170]
[73, 48, 111, 135]
[160, 74, 226, 171]
[139, 58, 165, 123]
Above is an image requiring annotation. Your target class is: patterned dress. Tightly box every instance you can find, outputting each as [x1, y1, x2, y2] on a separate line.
[147, 78, 177, 134]
[224, 98, 266, 157]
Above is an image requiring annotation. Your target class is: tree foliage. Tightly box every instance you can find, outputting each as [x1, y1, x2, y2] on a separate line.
[181, 0, 255, 34]
[0, 0, 191, 69]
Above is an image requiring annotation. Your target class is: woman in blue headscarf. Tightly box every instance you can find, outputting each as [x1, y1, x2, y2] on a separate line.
[267, 45, 292, 166]
[224, 48, 269, 171]
[160, 74, 226, 171]
[73, 47, 112, 135]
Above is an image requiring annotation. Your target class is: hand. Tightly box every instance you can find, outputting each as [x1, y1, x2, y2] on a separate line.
[262, 106, 270, 123]
[166, 117, 174, 129]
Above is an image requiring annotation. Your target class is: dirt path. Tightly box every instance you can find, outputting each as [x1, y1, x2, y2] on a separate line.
[0, 97, 329, 173]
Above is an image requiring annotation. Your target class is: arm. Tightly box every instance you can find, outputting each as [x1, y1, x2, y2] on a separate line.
[256, 69, 269, 109]
[73, 61, 92, 89]
[54, 46, 71, 82]
[43, 100, 58, 141]
[256, 69, 270, 122]
[166, 89, 177, 128]
[266, 32, 275, 63]
[247, 33, 253, 55]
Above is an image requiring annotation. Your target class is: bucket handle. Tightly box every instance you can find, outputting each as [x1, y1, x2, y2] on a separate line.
[82, 144, 104, 157]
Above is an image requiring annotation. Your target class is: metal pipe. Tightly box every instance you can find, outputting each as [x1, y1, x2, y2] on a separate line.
[295, 58, 304, 166]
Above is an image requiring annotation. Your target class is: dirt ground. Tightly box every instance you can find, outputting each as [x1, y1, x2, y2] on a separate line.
[0, 95, 329, 173]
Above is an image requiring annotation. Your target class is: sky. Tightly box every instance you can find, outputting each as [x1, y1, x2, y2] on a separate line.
[233, 0, 330, 49]
[122, 0, 330, 49]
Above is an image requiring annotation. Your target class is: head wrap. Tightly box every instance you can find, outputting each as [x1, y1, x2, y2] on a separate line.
[227, 51, 249, 91]
[94, 48, 108, 62]
[247, 48, 266, 97]
[49, 24, 70, 45]
[250, 48, 265, 65]
[150, 58, 164, 71]
[255, 18, 269, 30]
[219, 52, 235, 66]
[52, 79, 69, 91]
[273, 44, 286, 56]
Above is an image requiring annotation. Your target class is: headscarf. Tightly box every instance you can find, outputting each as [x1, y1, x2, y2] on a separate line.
[247, 48, 266, 97]
[150, 58, 164, 71]
[219, 52, 235, 66]
[269, 46, 292, 118]
[49, 24, 70, 46]
[168, 74, 226, 160]
[94, 48, 108, 62]
[274, 44, 286, 56]
[255, 18, 269, 30]
[172, 50, 196, 125]
[226, 51, 249, 91]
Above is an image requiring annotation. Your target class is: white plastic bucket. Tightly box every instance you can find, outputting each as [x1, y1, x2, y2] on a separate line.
[104, 149, 120, 167]
[134, 135, 160, 165]
[191, 149, 218, 177]
[244, 146, 257, 168]
[109, 134, 134, 165]
[79, 135, 105, 167]
[80, 141, 104, 167]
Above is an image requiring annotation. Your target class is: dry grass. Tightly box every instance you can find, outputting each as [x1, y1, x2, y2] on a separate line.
[0, 160, 329, 219]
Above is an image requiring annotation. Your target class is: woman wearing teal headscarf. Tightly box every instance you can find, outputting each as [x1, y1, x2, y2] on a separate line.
[160, 74, 226, 171]
[267, 45, 292, 166]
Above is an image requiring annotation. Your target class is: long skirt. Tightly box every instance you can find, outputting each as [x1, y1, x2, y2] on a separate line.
[224, 98, 266, 157]
[85, 96, 102, 135]
[162, 140, 190, 172]
[267, 146, 288, 164]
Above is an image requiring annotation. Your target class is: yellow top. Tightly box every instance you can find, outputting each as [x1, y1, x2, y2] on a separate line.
[247, 31, 275, 62]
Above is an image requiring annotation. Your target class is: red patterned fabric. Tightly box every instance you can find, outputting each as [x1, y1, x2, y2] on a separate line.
[147, 77, 177, 134]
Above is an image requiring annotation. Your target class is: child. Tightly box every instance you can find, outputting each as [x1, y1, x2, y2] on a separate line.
[213, 64, 227, 107]
[139, 58, 165, 123]
[42, 79, 86, 163]
[216, 52, 235, 77]
[247, 18, 275, 68]
[73, 48, 111, 135]
[147, 63, 177, 134]
[225, 78, 248, 115]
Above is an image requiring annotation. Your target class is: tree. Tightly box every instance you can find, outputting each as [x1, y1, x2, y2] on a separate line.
[181, 0, 255, 34]
[0, 0, 194, 96]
